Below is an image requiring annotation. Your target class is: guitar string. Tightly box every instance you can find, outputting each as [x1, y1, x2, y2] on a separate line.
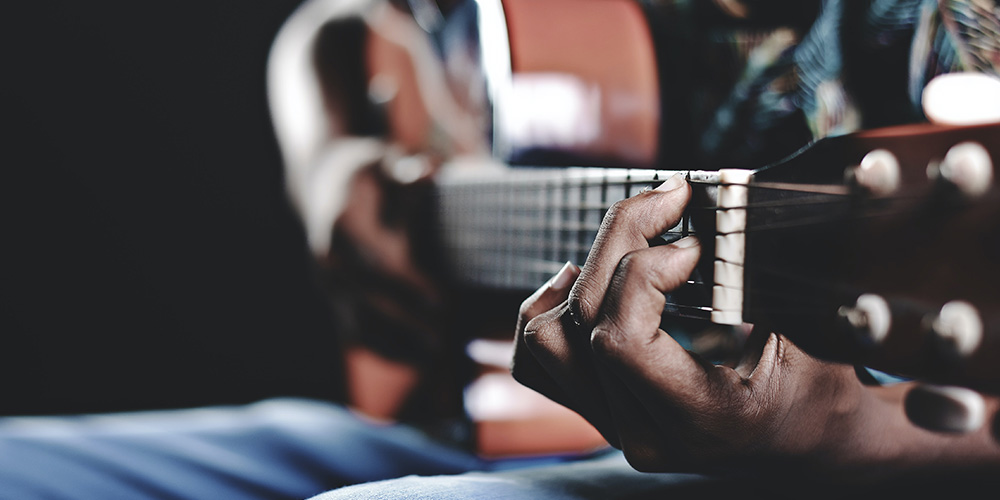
[441, 202, 921, 239]
[436, 184, 925, 213]
[442, 211, 883, 267]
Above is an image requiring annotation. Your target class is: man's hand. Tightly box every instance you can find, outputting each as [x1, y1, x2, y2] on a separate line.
[511, 174, 1000, 479]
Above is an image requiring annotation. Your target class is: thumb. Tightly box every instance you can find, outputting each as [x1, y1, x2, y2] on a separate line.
[904, 383, 987, 434]
[517, 262, 581, 331]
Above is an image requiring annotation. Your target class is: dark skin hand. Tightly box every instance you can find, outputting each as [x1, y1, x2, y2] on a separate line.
[511, 174, 1000, 483]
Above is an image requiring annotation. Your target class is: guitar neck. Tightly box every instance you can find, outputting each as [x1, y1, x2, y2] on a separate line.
[434, 164, 724, 319]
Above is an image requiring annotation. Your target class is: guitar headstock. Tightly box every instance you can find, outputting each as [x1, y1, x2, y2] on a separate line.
[742, 122, 1000, 393]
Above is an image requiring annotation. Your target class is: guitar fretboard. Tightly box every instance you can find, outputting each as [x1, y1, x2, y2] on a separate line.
[435, 164, 722, 318]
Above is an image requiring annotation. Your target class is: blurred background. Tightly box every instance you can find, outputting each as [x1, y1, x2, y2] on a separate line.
[1, 0, 353, 415]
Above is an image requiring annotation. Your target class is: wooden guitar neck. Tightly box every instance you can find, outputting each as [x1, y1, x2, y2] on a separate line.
[434, 165, 725, 320]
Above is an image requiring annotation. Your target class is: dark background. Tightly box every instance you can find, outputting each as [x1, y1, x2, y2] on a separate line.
[2, 0, 348, 415]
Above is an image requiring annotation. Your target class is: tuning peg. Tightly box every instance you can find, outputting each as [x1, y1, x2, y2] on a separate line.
[926, 300, 984, 359]
[928, 142, 994, 199]
[904, 384, 987, 434]
[847, 149, 900, 196]
[838, 293, 892, 345]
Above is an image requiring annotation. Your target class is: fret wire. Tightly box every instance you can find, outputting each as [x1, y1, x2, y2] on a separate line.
[479, 183, 487, 283]
[551, 177, 558, 264]
[600, 170, 610, 232]
[508, 177, 516, 287]
[561, 175, 571, 264]
[577, 174, 587, 266]
[506, 180, 514, 287]
[515, 174, 524, 286]
[531, 179, 545, 278]
[532, 175, 543, 284]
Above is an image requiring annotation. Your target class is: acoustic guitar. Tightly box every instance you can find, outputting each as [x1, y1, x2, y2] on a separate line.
[278, 0, 1000, 453]
[406, 0, 1000, 394]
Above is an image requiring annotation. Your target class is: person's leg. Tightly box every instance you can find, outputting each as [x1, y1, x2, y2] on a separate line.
[309, 450, 750, 500]
[0, 398, 485, 500]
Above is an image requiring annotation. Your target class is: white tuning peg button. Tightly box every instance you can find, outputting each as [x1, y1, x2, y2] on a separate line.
[930, 300, 984, 357]
[838, 293, 892, 344]
[935, 142, 994, 199]
[851, 149, 900, 196]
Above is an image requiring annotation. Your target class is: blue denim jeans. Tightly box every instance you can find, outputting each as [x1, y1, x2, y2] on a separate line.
[310, 450, 737, 500]
[0, 398, 617, 499]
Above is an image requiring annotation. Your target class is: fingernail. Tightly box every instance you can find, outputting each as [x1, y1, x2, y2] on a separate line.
[672, 236, 700, 249]
[655, 174, 685, 192]
[549, 261, 579, 291]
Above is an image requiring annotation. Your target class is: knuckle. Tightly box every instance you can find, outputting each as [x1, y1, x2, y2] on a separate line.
[521, 315, 558, 349]
[603, 198, 639, 228]
[589, 325, 623, 359]
[616, 249, 655, 282]
[567, 292, 597, 329]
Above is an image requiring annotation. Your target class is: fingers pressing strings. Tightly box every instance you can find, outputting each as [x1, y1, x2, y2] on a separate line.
[513, 176, 698, 447]
[569, 174, 691, 330]
[587, 238, 718, 468]
[590, 240, 710, 403]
